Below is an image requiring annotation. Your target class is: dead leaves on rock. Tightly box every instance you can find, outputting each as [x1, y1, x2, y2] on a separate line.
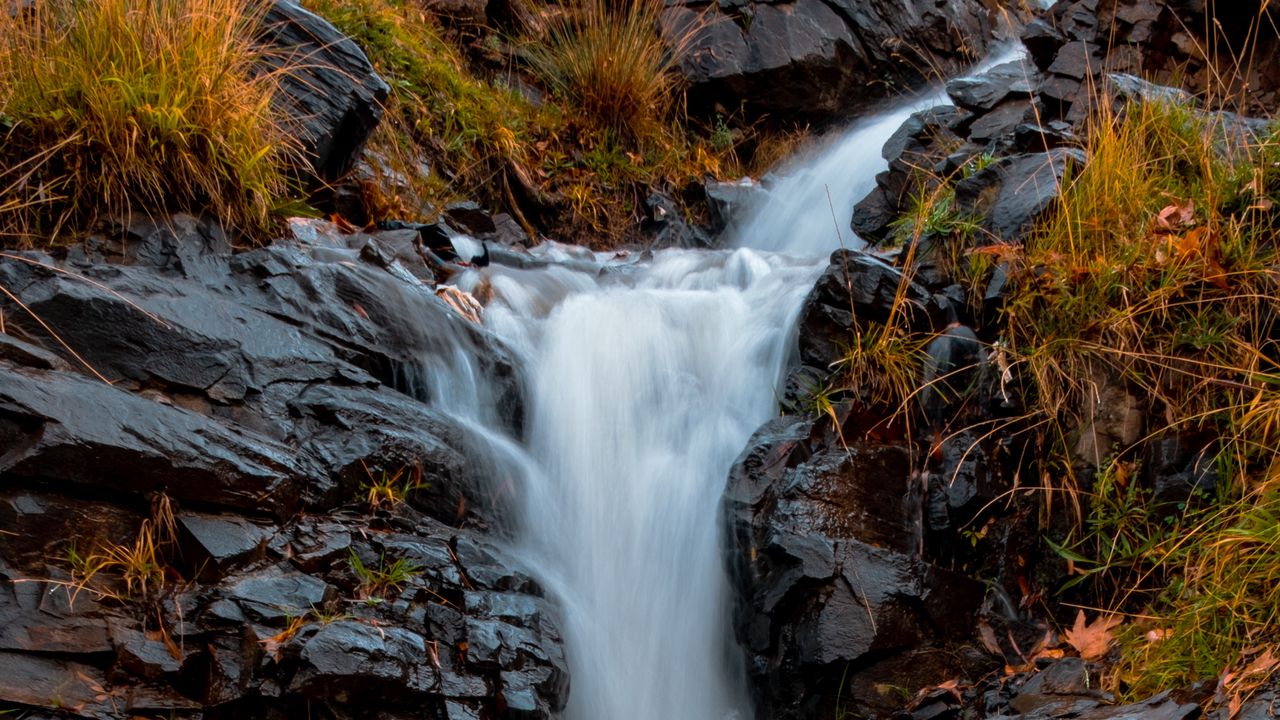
[977, 609, 1122, 673]
[1216, 647, 1280, 719]
[1063, 610, 1123, 661]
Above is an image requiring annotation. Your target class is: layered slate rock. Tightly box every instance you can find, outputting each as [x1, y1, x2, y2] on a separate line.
[725, 412, 990, 719]
[0, 215, 566, 719]
[260, 1, 391, 181]
[662, 0, 1010, 124]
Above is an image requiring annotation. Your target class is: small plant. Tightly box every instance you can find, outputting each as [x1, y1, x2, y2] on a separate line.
[359, 462, 427, 511]
[711, 114, 735, 152]
[889, 190, 981, 245]
[349, 550, 421, 599]
[0, 0, 301, 244]
[61, 492, 179, 600]
[75, 519, 167, 598]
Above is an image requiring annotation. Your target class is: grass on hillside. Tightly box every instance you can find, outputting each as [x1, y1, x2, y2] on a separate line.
[307, 0, 741, 246]
[524, 0, 690, 140]
[0, 0, 300, 245]
[1000, 96, 1280, 698]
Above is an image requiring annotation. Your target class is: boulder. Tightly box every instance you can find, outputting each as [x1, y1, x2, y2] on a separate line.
[0, 359, 311, 518]
[664, 0, 1004, 124]
[260, 1, 390, 181]
[725, 414, 986, 719]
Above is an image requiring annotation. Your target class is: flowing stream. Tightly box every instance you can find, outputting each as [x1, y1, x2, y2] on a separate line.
[444, 44, 1035, 720]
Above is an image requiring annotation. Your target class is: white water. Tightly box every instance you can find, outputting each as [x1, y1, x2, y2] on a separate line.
[438, 42, 1036, 720]
[457, 247, 823, 719]
[736, 45, 1030, 257]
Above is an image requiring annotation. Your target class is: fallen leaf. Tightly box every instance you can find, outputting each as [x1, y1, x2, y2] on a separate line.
[1157, 199, 1195, 230]
[1062, 610, 1122, 661]
[1228, 691, 1244, 719]
[977, 620, 1002, 656]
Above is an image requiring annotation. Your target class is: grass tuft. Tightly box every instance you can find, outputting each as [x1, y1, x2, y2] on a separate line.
[349, 550, 422, 599]
[524, 0, 690, 140]
[0, 0, 300, 244]
[359, 462, 427, 511]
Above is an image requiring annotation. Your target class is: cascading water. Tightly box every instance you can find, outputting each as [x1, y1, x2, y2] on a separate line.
[442, 42, 1039, 720]
[456, 247, 824, 719]
[736, 45, 1031, 257]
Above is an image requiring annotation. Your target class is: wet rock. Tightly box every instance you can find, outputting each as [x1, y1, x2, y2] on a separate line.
[1072, 363, 1144, 470]
[1072, 691, 1200, 720]
[223, 566, 335, 622]
[289, 621, 436, 697]
[260, 1, 390, 181]
[955, 147, 1085, 242]
[0, 600, 114, 655]
[110, 624, 183, 680]
[177, 513, 273, 580]
[947, 60, 1042, 112]
[921, 325, 983, 419]
[642, 191, 712, 249]
[0, 360, 310, 518]
[705, 177, 763, 235]
[286, 383, 507, 525]
[665, 0, 1001, 124]
[0, 652, 116, 719]
[925, 430, 1004, 535]
[797, 249, 946, 371]
[726, 415, 985, 719]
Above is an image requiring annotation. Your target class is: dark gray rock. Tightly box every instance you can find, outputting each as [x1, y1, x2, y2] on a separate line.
[289, 621, 436, 697]
[223, 566, 335, 622]
[947, 60, 1042, 112]
[955, 148, 1085, 242]
[177, 512, 273, 579]
[0, 359, 310, 518]
[726, 414, 985, 719]
[110, 624, 183, 680]
[260, 1, 390, 181]
[0, 652, 116, 719]
[796, 249, 946, 372]
[921, 325, 983, 420]
[665, 0, 1001, 123]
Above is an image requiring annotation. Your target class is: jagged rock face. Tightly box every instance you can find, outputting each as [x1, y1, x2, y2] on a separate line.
[1035, 0, 1280, 115]
[260, 1, 390, 182]
[724, 413, 993, 719]
[727, 250, 1018, 719]
[662, 0, 1008, 124]
[0, 216, 566, 719]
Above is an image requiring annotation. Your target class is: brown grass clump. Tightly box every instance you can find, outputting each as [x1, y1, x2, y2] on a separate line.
[524, 0, 692, 140]
[0, 0, 300, 245]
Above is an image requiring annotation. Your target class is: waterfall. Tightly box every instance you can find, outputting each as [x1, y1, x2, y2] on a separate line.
[457, 247, 824, 719]
[441, 42, 1036, 720]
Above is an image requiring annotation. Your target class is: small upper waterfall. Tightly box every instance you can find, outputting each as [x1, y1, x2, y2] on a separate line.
[735, 45, 1030, 257]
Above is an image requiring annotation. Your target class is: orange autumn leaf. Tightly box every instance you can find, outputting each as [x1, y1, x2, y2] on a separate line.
[1062, 610, 1122, 661]
[1157, 199, 1195, 230]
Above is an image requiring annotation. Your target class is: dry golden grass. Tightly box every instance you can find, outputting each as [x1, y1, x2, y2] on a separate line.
[525, 0, 692, 140]
[0, 0, 300, 244]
